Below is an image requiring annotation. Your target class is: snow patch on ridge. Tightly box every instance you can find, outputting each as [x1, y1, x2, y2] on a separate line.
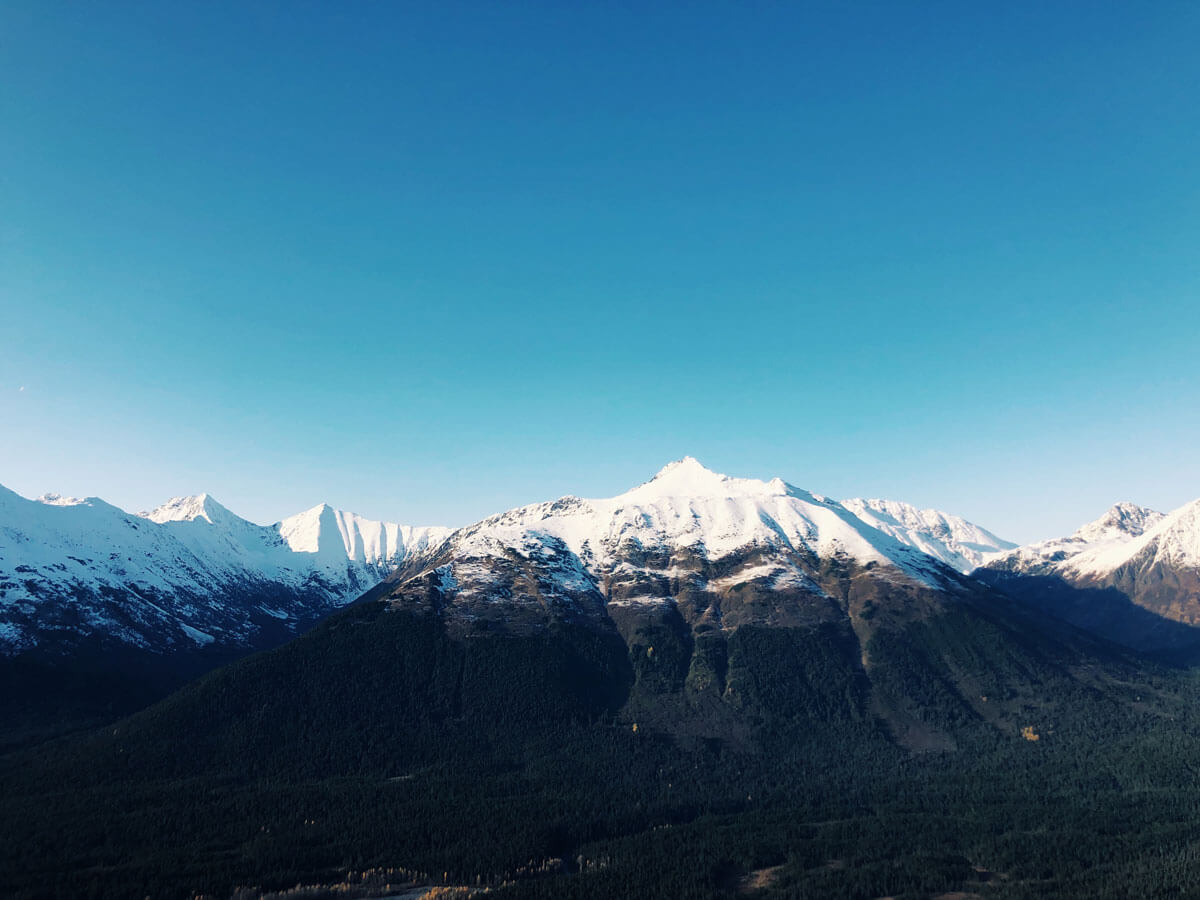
[180, 623, 215, 645]
[37, 493, 87, 507]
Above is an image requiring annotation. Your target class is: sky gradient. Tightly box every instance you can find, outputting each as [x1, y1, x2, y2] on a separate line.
[2, 1, 1198, 543]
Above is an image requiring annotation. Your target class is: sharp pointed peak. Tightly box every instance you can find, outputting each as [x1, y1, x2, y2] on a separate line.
[282, 501, 335, 519]
[1072, 501, 1165, 542]
[622, 457, 796, 502]
[634, 457, 731, 495]
[278, 502, 346, 535]
[141, 493, 234, 525]
[650, 456, 721, 480]
[1104, 500, 1161, 518]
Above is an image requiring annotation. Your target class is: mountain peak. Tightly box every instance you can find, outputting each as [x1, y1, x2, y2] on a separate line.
[142, 494, 234, 525]
[651, 456, 721, 480]
[1072, 502, 1164, 544]
[276, 502, 449, 566]
[627, 458, 797, 506]
[633, 457, 740, 498]
[288, 501, 334, 519]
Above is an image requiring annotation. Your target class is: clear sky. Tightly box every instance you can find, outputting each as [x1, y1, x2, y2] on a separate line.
[2, 1, 1198, 543]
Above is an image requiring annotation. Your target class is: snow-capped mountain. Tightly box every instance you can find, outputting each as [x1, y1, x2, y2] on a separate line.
[0, 484, 448, 656]
[381, 458, 968, 639]
[1064, 499, 1200, 623]
[977, 500, 1200, 654]
[984, 502, 1165, 577]
[368, 458, 1117, 752]
[839, 498, 1016, 573]
[1072, 502, 1166, 546]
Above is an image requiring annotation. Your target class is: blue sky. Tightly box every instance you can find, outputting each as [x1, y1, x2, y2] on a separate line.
[2, 1, 1198, 542]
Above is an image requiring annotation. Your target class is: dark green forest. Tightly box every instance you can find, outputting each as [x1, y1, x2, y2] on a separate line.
[5, 602, 1200, 899]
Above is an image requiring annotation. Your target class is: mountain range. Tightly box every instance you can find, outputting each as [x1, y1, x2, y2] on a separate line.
[5, 458, 1200, 898]
[6, 457, 1200, 668]
[0, 458, 1021, 655]
[0, 485, 448, 657]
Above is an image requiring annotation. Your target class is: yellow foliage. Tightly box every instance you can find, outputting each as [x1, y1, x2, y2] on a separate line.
[1021, 725, 1040, 742]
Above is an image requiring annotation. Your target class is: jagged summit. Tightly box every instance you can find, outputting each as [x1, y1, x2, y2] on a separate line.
[627, 457, 733, 502]
[638, 456, 732, 492]
[142, 493, 238, 525]
[1070, 497, 1200, 576]
[1072, 502, 1165, 544]
[985, 500, 1167, 576]
[605, 462, 1007, 575]
[277, 502, 339, 554]
[977, 497, 1200, 654]
[1, 485, 85, 509]
[277, 503, 451, 567]
[461, 458, 936, 580]
[653, 456, 712, 479]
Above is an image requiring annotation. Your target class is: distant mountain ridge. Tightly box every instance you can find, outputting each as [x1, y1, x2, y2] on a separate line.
[985, 501, 1165, 576]
[978, 499, 1200, 655]
[0, 485, 448, 657]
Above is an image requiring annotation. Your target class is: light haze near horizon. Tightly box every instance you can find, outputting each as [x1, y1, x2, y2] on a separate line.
[2, 2, 1198, 544]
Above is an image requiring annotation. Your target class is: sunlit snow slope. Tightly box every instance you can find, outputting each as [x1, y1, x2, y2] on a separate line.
[985, 502, 1166, 578]
[840, 498, 1016, 573]
[0, 485, 448, 655]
